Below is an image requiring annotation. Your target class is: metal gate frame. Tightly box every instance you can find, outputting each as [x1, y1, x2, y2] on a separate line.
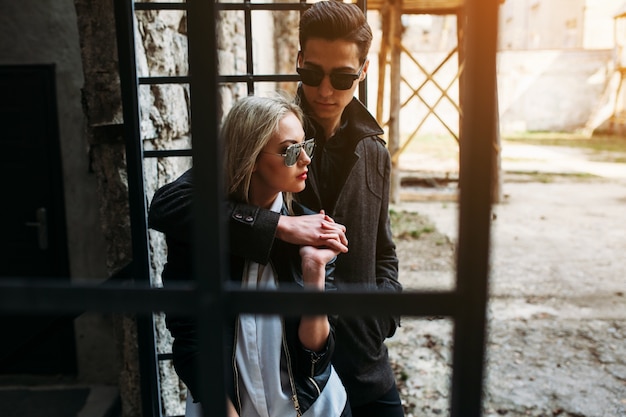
[0, 1, 498, 417]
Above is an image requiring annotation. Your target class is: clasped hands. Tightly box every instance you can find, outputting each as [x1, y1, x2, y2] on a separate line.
[277, 209, 348, 253]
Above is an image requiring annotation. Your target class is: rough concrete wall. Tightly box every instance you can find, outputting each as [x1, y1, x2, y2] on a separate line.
[498, 0, 586, 50]
[0, 0, 117, 386]
[274, 6, 300, 96]
[497, 49, 613, 132]
[72, 1, 141, 416]
[74, 3, 197, 415]
[134, 8, 191, 417]
[217, 9, 246, 112]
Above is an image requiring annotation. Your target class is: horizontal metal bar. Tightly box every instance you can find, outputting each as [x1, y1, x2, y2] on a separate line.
[216, 3, 310, 12]
[134, 2, 187, 11]
[139, 76, 190, 85]
[227, 289, 461, 317]
[138, 75, 300, 86]
[218, 74, 300, 83]
[133, 2, 310, 12]
[0, 281, 460, 317]
[0, 281, 197, 314]
[143, 149, 192, 158]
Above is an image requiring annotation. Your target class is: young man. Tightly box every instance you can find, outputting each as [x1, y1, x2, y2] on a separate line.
[149, 2, 403, 416]
[291, 2, 403, 416]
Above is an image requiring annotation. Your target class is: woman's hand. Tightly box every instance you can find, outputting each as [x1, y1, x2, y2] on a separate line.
[296, 213, 342, 351]
[227, 398, 239, 417]
[298, 243, 337, 351]
[299, 244, 340, 290]
[277, 210, 348, 253]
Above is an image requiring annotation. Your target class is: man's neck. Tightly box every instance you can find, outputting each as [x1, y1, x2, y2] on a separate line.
[314, 116, 341, 141]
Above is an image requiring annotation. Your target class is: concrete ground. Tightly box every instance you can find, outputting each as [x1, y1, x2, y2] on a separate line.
[388, 141, 626, 416]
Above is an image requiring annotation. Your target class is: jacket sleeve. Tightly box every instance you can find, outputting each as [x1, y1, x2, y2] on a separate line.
[229, 203, 280, 265]
[148, 168, 281, 265]
[148, 169, 194, 243]
[375, 143, 403, 337]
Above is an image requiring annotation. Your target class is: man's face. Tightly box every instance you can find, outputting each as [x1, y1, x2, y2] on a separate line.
[298, 38, 368, 128]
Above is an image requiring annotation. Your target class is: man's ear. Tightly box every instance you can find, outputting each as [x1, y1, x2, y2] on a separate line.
[360, 58, 370, 81]
[297, 51, 303, 67]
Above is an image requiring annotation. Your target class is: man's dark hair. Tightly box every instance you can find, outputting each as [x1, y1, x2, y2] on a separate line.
[299, 1, 373, 63]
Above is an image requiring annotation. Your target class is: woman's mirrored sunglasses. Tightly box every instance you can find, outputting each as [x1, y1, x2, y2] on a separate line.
[265, 138, 316, 166]
[296, 60, 366, 91]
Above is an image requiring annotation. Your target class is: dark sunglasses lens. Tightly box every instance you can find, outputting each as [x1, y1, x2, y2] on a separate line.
[330, 74, 356, 90]
[297, 68, 323, 87]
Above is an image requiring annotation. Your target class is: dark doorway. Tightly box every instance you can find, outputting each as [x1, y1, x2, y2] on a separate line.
[0, 64, 76, 375]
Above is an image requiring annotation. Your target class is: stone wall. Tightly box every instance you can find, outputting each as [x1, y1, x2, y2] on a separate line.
[72, 2, 142, 416]
[135, 8, 191, 417]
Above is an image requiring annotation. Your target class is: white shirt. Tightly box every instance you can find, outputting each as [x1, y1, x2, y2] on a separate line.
[186, 194, 347, 417]
[235, 193, 294, 417]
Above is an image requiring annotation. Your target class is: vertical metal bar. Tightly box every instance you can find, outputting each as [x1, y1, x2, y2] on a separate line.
[387, 0, 402, 204]
[357, 0, 368, 104]
[450, 0, 498, 416]
[186, 1, 228, 416]
[456, 8, 465, 143]
[244, 0, 255, 94]
[113, 1, 163, 416]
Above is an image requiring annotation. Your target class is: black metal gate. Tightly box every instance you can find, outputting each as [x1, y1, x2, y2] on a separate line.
[0, 1, 499, 416]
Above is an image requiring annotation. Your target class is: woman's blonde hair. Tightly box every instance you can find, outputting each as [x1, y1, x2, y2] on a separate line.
[222, 94, 304, 213]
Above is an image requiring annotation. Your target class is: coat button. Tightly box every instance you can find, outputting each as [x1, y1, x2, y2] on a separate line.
[245, 216, 254, 222]
[234, 213, 243, 219]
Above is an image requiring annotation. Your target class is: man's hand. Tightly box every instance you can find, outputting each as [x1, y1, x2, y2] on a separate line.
[276, 210, 348, 253]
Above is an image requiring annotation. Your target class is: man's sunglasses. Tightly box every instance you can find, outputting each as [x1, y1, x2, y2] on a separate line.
[296, 60, 366, 91]
[263, 138, 316, 166]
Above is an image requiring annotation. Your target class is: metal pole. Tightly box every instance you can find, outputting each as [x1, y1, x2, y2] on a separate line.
[113, 1, 163, 415]
[450, 0, 499, 415]
[186, 1, 229, 416]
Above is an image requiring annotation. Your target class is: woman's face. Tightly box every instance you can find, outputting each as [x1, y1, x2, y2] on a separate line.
[250, 112, 311, 208]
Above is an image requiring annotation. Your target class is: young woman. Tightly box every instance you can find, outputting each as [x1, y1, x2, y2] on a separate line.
[150, 95, 350, 417]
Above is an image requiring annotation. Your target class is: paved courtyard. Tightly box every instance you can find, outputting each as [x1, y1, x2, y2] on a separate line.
[388, 141, 626, 416]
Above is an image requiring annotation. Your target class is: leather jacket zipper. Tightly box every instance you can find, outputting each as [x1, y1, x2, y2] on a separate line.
[282, 318, 302, 417]
[309, 350, 322, 378]
[233, 317, 242, 414]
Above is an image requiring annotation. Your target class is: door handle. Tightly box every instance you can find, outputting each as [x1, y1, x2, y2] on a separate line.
[25, 207, 48, 250]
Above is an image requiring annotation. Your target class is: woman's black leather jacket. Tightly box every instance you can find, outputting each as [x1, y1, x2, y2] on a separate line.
[151, 191, 342, 415]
